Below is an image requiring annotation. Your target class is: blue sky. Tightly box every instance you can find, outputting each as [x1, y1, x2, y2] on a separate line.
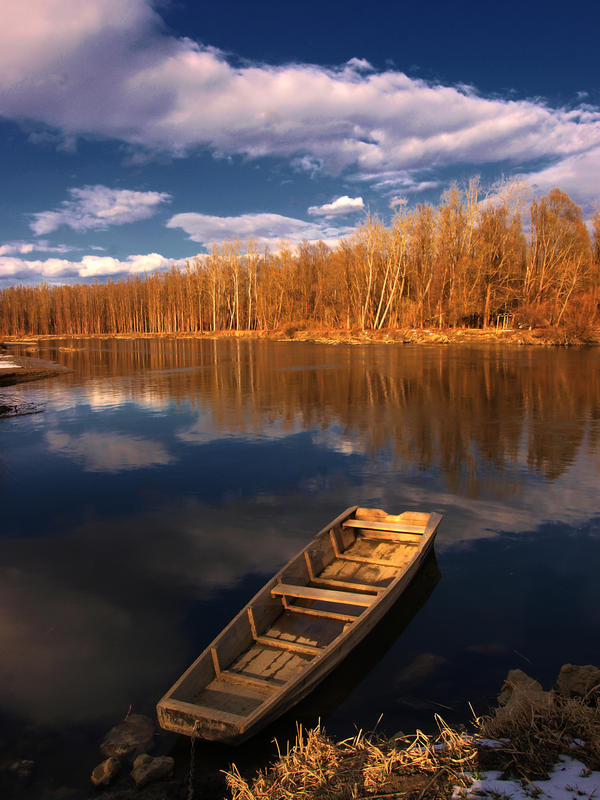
[1, 0, 599, 286]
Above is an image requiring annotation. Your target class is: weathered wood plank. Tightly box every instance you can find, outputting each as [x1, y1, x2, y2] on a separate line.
[343, 518, 426, 534]
[284, 603, 359, 624]
[255, 635, 323, 656]
[358, 531, 420, 545]
[309, 576, 384, 595]
[232, 643, 310, 681]
[271, 582, 378, 607]
[220, 670, 282, 691]
[355, 508, 430, 526]
[337, 553, 404, 567]
[163, 698, 246, 723]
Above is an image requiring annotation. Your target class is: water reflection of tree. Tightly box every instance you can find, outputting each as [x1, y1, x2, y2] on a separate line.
[47, 339, 600, 493]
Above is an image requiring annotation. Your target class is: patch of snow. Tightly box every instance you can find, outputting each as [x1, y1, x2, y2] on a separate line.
[457, 756, 600, 800]
[474, 738, 505, 749]
[0, 358, 22, 369]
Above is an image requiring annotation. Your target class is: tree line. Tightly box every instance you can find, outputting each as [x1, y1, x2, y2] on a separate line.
[1, 181, 599, 336]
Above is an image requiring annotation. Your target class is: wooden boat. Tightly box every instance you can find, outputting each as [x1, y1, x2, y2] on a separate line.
[156, 505, 442, 743]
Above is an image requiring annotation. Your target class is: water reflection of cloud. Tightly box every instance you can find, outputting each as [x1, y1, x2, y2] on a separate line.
[45, 430, 174, 472]
[83, 382, 170, 412]
[394, 652, 448, 690]
[311, 427, 365, 456]
[0, 484, 597, 729]
[175, 408, 305, 445]
[22, 377, 173, 414]
[0, 497, 312, 725]
[0, 567, 164, 724]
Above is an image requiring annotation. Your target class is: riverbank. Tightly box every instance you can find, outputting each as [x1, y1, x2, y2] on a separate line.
[0, 351, 72, 388]
[5, 663, 595, 800]
[0, 349, 72, 416]
[3, 324, 600, 348]
[221, 664, 600, 800]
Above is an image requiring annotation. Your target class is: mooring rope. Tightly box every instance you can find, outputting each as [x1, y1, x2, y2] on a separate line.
[187, 723, 200, 800]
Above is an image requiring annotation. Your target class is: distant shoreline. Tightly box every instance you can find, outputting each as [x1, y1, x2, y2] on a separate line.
[3, 325, 600, 348]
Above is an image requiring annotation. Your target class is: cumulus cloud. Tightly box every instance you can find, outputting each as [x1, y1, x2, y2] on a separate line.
[0, 251, 176, 285]
[167, 211, 356, 249]
[307, 196, 365, 217]
[1, 0, 599, 202]
[30, 185, 171, 235]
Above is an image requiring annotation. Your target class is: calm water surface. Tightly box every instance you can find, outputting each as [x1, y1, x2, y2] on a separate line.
[1, 338, 599, 792]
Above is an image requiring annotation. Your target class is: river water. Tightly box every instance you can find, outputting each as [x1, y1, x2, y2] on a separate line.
[1, 338, 599, 793]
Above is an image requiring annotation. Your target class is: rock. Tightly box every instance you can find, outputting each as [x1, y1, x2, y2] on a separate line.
[100, 714, 155, 760]
[498, 669, 543, 705]
[8, 759, 35, 781]
[91, 756, 120, 787]
[498, 668, 552, 710]
[130, 754, 174, 788]
[555, 664, 600, 700]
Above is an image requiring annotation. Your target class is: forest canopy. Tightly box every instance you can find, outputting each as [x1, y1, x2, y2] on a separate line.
[2, 182, 599, 337]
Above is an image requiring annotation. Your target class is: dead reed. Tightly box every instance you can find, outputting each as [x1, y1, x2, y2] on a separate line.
[477, 688, 600, 780]
[224, 716, 477, 800]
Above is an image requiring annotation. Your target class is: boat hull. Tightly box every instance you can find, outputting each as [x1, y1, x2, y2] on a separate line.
[157, 506, 442, 743]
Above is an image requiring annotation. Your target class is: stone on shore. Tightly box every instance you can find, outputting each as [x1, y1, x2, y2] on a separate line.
[555, 664, 600, 699]
[8, 759, 35, 782]
[91, 756, 120, 787]
[100, 714, 155, 760]
[130, 754, 174, 788]
[498, 668, 552, 710]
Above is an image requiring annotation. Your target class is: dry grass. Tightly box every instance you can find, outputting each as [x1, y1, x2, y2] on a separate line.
[224, 717, 477, 800]
[477, 690, 600, 780]
[224, 689, 600, 799]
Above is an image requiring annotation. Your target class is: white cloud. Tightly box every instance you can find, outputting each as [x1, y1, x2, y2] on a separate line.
[167, 211, 356, 249]
[0, 0, 599, 205]
[30, 185, 171, 235]
[307, 196, 365, 217]
[0, 240, 73, 256]
[519, 145, 600, 212]
[0, 251, 177, 284]
[46, 430, 174, 472]
[356, 170, 442, 194]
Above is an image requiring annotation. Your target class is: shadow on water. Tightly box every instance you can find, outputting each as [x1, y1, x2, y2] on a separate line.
[175, 552, 442, 799]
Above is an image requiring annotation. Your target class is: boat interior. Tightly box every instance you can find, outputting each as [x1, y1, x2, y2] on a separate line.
[163, 508, 433, 730]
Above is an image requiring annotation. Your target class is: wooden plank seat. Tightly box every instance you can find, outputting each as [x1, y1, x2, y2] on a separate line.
[254, 634, 323, 656]
[336, 553, 405, 567]
[310, 576, 384, 594]
[220, 670, 283, 691]
[343, 519, 425, 535]
[283, 603, 359, 623]
[271, 582, 378, 607]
